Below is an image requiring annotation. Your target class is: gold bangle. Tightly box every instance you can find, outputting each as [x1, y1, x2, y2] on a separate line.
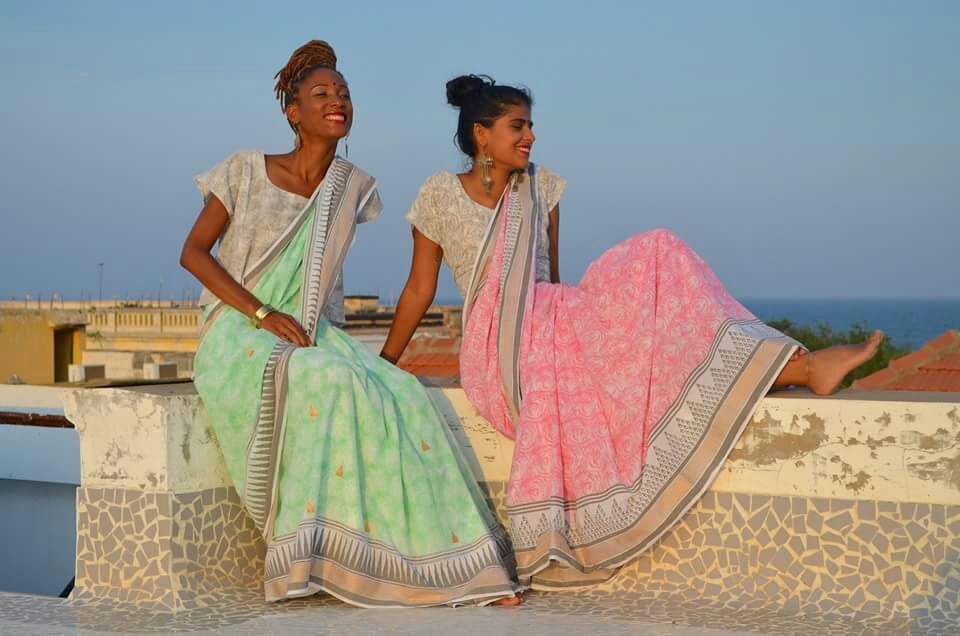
[252, 304, 276, 329]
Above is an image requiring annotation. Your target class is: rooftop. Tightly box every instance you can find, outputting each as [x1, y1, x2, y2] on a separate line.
[854, 330, 960, 392]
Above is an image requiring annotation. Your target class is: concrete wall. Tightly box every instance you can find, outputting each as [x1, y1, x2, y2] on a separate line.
[57, 381, 960, 623]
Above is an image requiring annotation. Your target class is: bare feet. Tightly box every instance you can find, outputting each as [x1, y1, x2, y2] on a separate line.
[491, 592, 524, 606]
[805, 330, 885, 395]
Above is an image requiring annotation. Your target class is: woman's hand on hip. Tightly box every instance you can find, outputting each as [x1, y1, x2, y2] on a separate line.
[261, 312, 312, 347]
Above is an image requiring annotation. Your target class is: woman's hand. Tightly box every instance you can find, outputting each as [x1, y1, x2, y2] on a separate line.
[260, 312, 312, 347]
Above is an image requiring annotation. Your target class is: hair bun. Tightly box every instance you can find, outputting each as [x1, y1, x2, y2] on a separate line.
[446, 74, 492, 108]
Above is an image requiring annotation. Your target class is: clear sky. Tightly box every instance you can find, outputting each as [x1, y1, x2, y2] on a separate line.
[1, 1, 957, 303]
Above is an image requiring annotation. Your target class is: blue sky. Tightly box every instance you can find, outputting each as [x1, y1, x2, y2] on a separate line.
[1, 1, 957, 302]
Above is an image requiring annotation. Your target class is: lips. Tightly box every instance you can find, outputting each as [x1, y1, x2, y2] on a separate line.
[517, 145, 531, 156]
[324, 112, 347, 123]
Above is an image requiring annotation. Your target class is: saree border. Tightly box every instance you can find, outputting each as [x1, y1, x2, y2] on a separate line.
[504, 318, 797, 583]
[243, 341, 297, 536]
[262, 515, 518, 606]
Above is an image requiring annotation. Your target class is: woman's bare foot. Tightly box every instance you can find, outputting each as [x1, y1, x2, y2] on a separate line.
[805, 330, 885, 395]
[491, 592, 524, 606]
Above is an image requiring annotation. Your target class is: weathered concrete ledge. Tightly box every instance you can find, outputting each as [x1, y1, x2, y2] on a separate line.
[60, 383, 960, 629]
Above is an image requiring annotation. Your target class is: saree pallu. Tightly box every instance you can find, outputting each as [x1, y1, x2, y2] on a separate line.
[194, 158, 517, 607]
[459, 165, 799, 588]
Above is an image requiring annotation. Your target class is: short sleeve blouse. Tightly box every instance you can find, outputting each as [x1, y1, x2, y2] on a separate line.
[405, 167, 565, 296]
[194, 150, 381, 324]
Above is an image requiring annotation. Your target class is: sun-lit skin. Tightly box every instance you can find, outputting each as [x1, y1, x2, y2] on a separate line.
[179, 66, 349, 348]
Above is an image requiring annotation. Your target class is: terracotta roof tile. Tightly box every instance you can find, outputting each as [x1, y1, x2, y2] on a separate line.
[888, 369, 960, 392]
[853, 367, 900, 390]
[889, 348, 937, 371]
[926, 330, 960, 351]
[398, 353, 460, 378]
[855, 329, 960, 392]
[926, 353, 960, 371]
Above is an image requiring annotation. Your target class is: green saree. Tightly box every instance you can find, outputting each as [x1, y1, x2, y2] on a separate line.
[194, 158, 517, 606]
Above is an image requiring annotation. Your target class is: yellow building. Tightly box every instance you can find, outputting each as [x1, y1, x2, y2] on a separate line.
[0, 309, 87, 384]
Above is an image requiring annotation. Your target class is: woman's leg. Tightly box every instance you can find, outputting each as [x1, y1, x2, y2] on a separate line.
[773, 330, 885, 395]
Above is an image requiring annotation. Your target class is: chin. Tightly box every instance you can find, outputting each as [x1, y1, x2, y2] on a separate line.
[503, 156, 530, 171]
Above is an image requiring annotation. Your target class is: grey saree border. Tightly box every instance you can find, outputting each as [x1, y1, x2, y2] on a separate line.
[264, 514, 515, 589]
[528, 343, 794, 584]
[506, 318, 781, 514]
[518, 341, 795, 582]
[462, 179, 512, 326]
[495, 168, 540, 421]
[285, 579, 516, 608]
[506, 323, 797, 577]
[299, 159, 355, 339]
[243, 341, 296, 536]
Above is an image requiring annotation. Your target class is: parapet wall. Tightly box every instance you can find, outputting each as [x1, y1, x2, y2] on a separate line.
[61, 383, 960, 625]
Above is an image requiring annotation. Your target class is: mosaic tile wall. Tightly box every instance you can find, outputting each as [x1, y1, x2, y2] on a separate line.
[482, 480, 960, 627]
[71, 479, 960, 629]
[74, 486, 264, 610]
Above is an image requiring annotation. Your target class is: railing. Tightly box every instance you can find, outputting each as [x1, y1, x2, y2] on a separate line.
[86, 308, 201, 336]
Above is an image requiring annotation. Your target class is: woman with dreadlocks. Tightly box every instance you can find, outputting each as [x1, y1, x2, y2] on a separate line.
[180, 43, 521, 607]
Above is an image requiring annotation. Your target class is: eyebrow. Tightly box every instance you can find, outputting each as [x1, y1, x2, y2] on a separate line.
[311, 82, 349, 89]
[509, 118, 531, 125]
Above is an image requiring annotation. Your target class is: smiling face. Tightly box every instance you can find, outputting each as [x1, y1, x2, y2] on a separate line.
[286, 67, 352, 142]
[474, 104, 535, 171]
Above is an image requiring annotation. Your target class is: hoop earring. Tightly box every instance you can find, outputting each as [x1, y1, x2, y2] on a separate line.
[478, 151, 493, 194]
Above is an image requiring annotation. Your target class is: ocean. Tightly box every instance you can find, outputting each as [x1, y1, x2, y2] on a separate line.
[435, 297, 959, 350]
[741, 298, 960, 350]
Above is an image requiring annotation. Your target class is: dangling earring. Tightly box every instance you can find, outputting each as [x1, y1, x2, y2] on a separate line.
[292, 123, 301, 149]
[478, 151, 493, 194]
[344, 134, 349, 159]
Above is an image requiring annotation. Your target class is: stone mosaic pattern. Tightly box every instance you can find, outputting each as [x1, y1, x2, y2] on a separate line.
[593, 491, 960, 622]
[61, 480, 960, 632]
[74, 486, 263, 610]
[479, 481, 960, 632]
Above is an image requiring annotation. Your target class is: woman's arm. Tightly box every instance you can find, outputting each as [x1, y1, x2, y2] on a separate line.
[548, 204, 560, 284]
[179, 196, 310, 346]
[379, 228, 444, 363]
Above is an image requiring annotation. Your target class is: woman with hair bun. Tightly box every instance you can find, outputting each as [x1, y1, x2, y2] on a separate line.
[381, 74, 883, 589]
[180, 47, 520, 607]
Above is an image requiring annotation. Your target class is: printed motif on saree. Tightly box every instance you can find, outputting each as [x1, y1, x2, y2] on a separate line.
[456, 165, 799, 588]
[194, 157, 518, 606]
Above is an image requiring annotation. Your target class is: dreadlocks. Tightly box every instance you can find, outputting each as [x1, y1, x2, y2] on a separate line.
[273, 40, 339, 117]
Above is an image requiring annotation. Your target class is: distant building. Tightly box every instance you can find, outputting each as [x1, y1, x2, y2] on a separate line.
[854, 330, 960, 392]
[0, 296, 464, 382]
[0, 309, 87, 384]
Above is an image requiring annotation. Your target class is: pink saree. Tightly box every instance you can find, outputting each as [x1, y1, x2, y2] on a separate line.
[459, 165, 799, 588]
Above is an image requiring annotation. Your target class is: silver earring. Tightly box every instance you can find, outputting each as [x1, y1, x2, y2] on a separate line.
[478, 151, 493, 193]
[344, 135, 349, 159]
